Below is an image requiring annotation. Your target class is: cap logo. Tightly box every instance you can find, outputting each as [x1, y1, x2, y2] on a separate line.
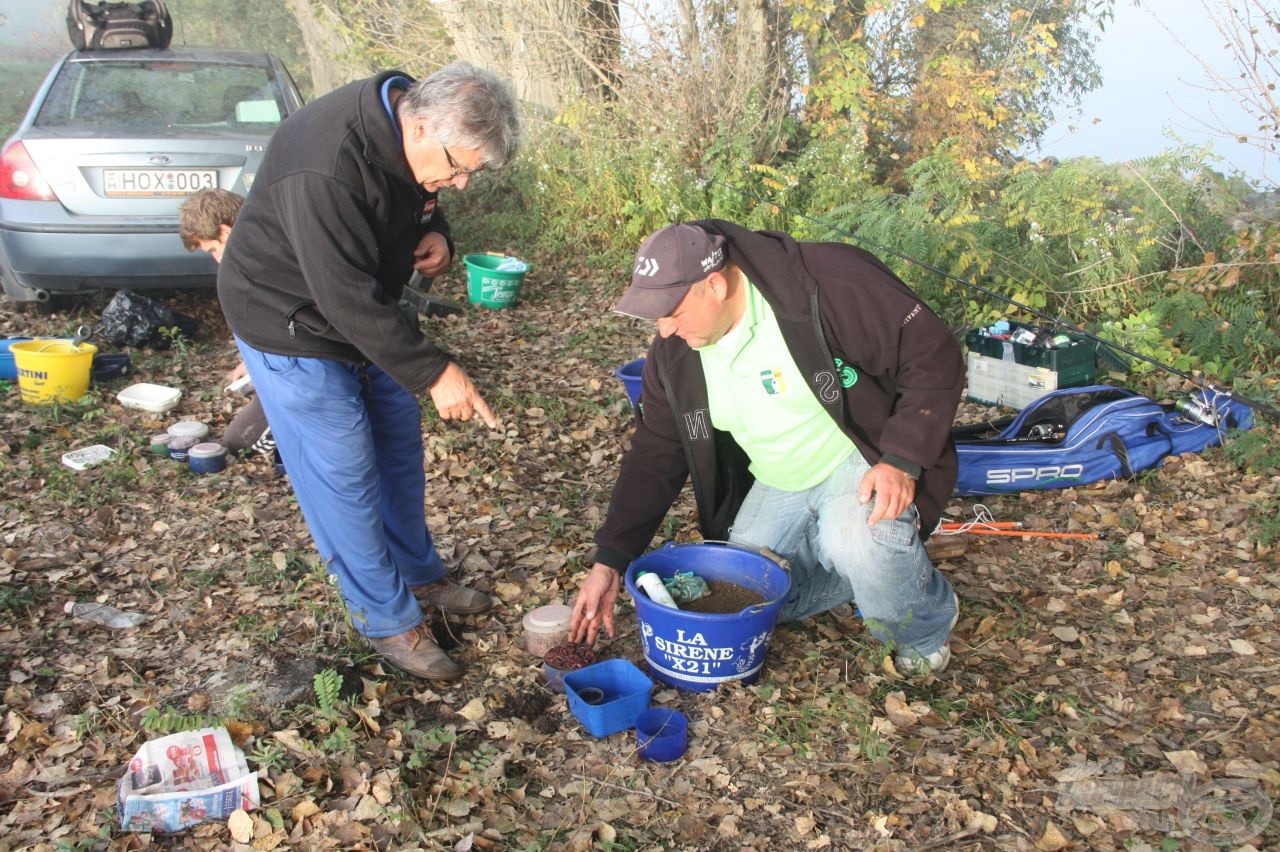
[635, 256, 660, 277]
[701, 247, 724, 274]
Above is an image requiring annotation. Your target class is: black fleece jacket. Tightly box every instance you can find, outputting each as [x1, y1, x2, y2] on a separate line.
[592, 220, 965, 571]
[217, 71, 453, 394]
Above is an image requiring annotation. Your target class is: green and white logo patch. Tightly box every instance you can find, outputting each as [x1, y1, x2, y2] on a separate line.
[759, 368, 787, 395]
[834, 357, 858, 388]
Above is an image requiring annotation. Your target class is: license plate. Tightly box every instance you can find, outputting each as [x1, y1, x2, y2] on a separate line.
[103, 169, 217, 197]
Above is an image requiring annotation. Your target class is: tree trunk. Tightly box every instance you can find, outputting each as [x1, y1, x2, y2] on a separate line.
[676, 0, 702, 66]
[282, 0, 366, 97]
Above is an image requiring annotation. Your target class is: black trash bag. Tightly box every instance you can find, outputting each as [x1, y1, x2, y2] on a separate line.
[98, 290, 199, 350]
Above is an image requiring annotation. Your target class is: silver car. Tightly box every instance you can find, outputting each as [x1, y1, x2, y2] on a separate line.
[0, 47, 304, 304]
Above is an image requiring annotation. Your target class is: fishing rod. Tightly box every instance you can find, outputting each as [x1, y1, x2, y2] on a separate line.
[701, 177, 1280, 422]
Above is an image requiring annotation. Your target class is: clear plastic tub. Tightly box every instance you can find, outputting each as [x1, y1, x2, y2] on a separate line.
[522, 603, 572, 657]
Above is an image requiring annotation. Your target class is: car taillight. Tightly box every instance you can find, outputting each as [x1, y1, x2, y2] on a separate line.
[0, 141, 56, 201]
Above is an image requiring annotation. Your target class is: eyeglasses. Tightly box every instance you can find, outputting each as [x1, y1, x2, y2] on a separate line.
[441, 144, 484, 179]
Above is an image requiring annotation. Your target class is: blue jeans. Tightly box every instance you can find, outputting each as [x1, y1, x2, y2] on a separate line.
[235, 337, 446, 638]
[728, 452, 956, 656]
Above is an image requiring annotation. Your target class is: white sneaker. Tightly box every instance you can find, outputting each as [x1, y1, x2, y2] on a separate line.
[894, 592, 959, 675]
[895, 642, 952, 676]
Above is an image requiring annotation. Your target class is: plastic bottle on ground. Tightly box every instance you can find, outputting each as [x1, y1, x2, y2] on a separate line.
[634, 571, 679, 609]
[64, 600, 146, 629]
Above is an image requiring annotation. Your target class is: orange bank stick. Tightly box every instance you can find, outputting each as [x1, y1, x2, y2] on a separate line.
[952, 528, 1100, 540]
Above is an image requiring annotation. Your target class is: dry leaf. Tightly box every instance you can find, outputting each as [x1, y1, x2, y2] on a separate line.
[1035, 819, 1070, 851]
[1163, 750, 1209, 774]
[228, 809, 254, 843]
[884, 691, 919, 728]
[1051, 626, 1080, 643]
[291, 799, 321, 823]
[1229, 638, 1257, 656]
[353, 706, 381, 734]
[969, 811, 998, 832]
[352, 795, 383, 820]
[272, 729, 317, 756]
[457, 698, 487, 722]
[444, 798, 473, 817]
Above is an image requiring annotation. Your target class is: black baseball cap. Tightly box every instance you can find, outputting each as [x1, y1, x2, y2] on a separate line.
[614, 224, 727, 320]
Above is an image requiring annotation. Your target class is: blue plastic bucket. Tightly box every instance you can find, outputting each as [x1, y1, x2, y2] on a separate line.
[614, 358, 644, 411]
[0, 338, 34, 381]
[625, 541, 790, 692]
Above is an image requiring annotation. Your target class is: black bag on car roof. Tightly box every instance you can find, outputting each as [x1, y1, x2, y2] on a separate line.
[67, 0, 173, 50]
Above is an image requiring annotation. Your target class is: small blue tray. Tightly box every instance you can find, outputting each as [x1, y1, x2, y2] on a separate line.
[563, 658, 653, 738]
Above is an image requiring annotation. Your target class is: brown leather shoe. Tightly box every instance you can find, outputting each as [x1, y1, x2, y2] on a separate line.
[411, 579, 493, 615]
[369, 624, 463, 681]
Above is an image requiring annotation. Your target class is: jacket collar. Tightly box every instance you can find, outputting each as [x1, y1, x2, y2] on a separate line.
[357, 71, 417, 182]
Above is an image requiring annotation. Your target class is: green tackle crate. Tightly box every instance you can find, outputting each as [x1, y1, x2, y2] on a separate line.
[965, 322, 1097, 409]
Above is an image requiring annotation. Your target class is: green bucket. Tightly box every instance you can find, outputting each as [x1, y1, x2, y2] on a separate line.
[463, 254, 528, 310]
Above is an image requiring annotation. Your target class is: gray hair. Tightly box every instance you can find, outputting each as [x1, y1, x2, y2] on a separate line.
[400, 61, 520, 168]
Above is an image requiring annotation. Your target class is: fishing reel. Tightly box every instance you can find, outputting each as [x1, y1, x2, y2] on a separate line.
[1175, 395, 1220, 428]
[1026, 421, 1064, 441]
[1011, 419, 1065, 443]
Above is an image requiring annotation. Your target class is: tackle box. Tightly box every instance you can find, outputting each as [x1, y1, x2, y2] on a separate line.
[965, 322, 1097, 409]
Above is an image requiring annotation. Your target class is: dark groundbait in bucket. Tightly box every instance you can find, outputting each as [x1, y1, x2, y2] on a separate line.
[624, 542, 791, 692]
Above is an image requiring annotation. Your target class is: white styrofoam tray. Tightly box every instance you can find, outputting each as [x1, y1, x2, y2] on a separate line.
[61, 444, 115, 470]
[117, 383, 182, 413]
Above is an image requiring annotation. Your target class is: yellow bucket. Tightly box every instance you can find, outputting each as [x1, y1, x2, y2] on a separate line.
[10, 339, 98, 404]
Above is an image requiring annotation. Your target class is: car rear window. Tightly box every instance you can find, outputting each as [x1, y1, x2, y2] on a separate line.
[34, 60, 286, 132]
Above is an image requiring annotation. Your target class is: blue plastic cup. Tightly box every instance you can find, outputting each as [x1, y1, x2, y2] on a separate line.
[635, 707, 688, 762]
[614, 358, 644, 414]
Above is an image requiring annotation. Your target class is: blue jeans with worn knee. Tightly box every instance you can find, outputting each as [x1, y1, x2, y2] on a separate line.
[235, 337, 446, 638]
[728, 452, 956, 656]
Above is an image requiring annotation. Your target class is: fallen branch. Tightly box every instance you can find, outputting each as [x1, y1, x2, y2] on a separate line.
[915, 824, 983, 850]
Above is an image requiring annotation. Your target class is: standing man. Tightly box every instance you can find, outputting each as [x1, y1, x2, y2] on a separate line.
[218, 62, 520, 681]
[569, 221, 964, 674]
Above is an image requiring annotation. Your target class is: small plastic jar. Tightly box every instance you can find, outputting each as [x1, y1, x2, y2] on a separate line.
[149, 433, 173, 456]
[167, 420, 209, 441]
[542, 643, 597, 693]
[522, 604, 572, 657]
[168, 435, 198, 462]
[188, 442, 227, 474]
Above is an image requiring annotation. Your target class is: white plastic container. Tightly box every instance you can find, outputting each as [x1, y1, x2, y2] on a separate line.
[635, 571, 679, 609]
[116, 382, 181, 413]
[167, 420, 210, 441]
[522, 603, 572, 657]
